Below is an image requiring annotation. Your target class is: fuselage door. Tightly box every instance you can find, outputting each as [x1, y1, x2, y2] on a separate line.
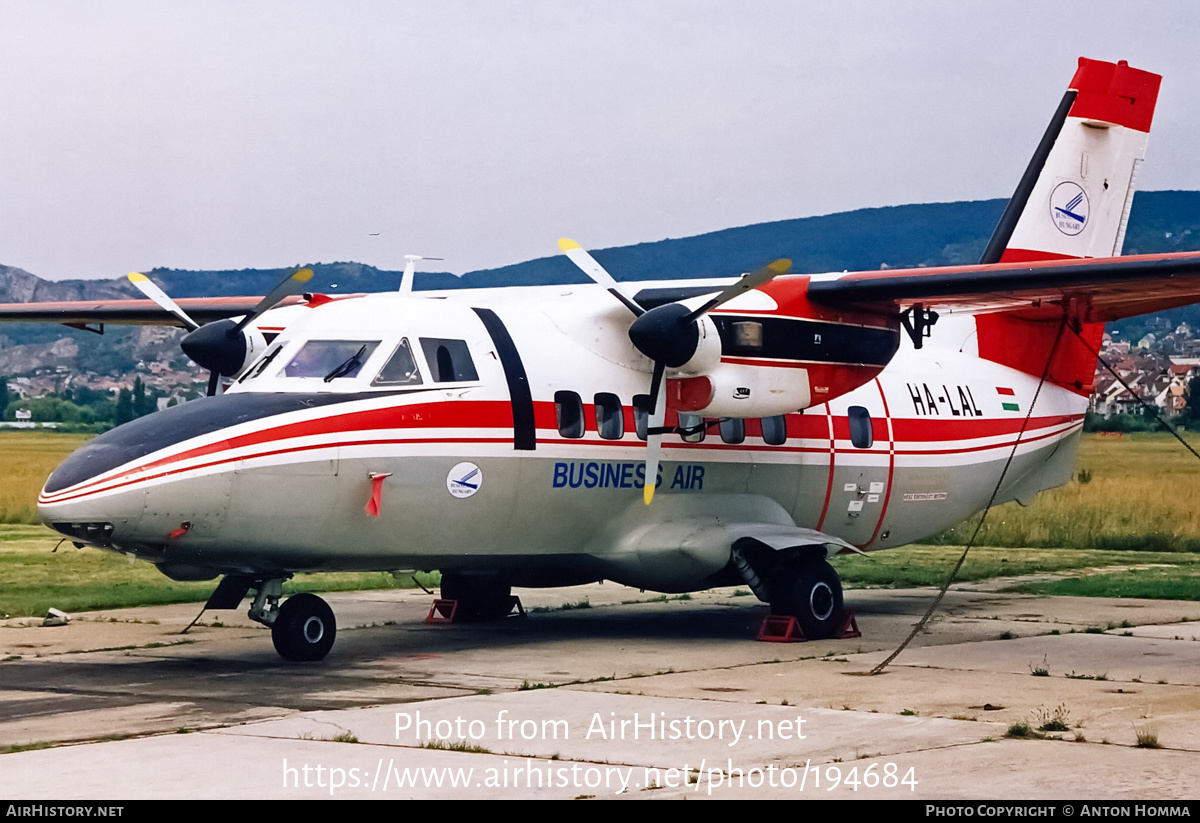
[822, 388, 893, 547]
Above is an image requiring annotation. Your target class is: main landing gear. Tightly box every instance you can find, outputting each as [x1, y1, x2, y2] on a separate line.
[439, 573, 515, 622]
[732, 542, 848, 640]
[769, 557, 845, 640]
[241, 579, 337, 662]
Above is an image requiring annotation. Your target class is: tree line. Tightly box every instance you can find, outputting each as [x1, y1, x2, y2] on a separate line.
[0, 376, 188, 430]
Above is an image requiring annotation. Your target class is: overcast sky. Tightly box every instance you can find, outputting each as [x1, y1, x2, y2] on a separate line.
[3, 1, 1199, 281]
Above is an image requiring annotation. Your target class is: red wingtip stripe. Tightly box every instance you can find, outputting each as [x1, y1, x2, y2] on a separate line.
[1067, 57, 1161, 133]
[996, 387, 1015, 396]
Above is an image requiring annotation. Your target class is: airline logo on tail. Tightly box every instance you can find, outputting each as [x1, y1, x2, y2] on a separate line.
[1050, 182, 1089, 235]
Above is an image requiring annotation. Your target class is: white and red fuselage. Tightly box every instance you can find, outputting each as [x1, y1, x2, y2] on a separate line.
[36, 281, 1084, 593]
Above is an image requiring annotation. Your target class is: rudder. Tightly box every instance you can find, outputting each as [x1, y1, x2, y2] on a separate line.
[976, 58, 1162, 394]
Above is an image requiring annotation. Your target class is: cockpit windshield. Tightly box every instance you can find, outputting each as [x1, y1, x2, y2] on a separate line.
[281, 340, 381, 380]
[236, 330, 480, 391]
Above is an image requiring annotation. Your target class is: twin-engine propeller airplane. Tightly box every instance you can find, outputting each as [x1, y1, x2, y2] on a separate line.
[6, 57, 1200, 661]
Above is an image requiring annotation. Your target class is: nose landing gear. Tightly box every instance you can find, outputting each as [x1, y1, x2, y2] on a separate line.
[270, 592, 337, 662]
[239, 578, 337, 662]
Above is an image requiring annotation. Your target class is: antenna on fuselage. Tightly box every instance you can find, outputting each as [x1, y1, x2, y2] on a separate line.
[400, 254, 444, 294]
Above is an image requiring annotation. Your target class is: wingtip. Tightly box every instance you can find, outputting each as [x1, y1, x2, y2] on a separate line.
[558, 238, 581, 252]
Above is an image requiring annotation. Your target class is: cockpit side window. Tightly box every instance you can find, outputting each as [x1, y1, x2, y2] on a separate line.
[241, 341, 286, 382]
[419, 338, 479, 383]
[372, 338, 423, 387]
[280, 340, 380, 379]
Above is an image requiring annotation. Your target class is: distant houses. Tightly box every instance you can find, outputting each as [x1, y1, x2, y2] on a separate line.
[1090, 333, 1200, 420]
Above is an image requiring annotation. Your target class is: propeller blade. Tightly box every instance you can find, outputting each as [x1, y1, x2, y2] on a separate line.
[206, 370, 221, 397]
[643, 360, 666, 505]
[682, 258, 791, 324]
[231, 268, 314, 334]
[558, 238, 644, 317]
[127, 273, 200, 332]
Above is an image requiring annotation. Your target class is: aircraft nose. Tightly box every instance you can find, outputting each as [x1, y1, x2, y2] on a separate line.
[43, 400, 224, 496]
[38, 397, 237, 545]
[39, 391, 354, 538]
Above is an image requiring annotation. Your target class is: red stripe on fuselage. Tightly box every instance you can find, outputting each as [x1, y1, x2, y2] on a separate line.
[41, 393, 1083, 504]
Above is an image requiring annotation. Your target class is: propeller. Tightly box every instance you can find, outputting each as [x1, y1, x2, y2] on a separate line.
[557, 239, 645, 317]
[127, 267, 315, 395]
[127, 273, 200, 331]
[557, 239, 790, 504]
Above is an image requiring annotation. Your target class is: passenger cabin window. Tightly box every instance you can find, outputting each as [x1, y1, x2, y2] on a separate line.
[678, 412, 705, 443]
[761, 415, 788, 446]
[719, 417, 745, 444]
[594, 393, 624, 440]
[632, 394, 653, 441]
[848, 406, 874, 449]
[555, 391, 584, 438]
[281, 340, 380, 380]
[372, 338, 423, 387]
[419, 338, 479, 383]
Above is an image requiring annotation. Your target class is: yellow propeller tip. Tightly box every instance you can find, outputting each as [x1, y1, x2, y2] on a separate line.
[293, 268, 315, 282]
[643, 486, 655, 505]
[768, 259, 792, 273]
[127, 272, 148, 282]
[557, 238, 580, 251]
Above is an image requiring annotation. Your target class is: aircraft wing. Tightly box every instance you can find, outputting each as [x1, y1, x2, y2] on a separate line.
[805, 250, 1200, 322]
[0, 295, 303, 328]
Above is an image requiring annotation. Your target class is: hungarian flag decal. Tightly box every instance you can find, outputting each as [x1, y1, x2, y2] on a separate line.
[997, 387, 1019, 412]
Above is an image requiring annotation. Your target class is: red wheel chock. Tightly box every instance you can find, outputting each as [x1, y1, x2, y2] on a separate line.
[426, 599, 458, 623]
[757, 608, 860, 642]
[425, 596, 526, 624]
[758, 615, 802, 642]
[836, 609, 861, 639]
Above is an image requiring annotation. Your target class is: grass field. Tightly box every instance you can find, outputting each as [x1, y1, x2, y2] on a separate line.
[929, 432, 1200, 552]
[3, 429, 1200, 616]
[834, 544, 1200, 601]
[0, 524, 439, 618]
[0, 431, 90, 524]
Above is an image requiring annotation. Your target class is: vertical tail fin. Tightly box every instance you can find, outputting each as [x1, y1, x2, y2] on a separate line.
[976, 58, 1162, 394]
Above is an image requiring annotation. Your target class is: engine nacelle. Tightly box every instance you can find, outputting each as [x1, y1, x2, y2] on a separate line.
[668, 357, 895, 418]
[675, 314, 722, 376]
[669, 365, 811, 418]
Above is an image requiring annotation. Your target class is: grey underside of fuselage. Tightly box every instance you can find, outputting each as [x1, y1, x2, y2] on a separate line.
[88, 428, 1078, 591]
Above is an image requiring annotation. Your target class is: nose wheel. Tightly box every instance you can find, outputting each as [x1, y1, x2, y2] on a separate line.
[271, 593, 337, 661]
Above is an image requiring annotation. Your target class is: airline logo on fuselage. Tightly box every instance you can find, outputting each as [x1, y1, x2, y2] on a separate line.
[552, 462, 705, 491]
[906, 383, 983, 417]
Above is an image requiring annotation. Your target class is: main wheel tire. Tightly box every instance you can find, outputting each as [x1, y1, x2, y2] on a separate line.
[771, 559, 844, 640]
[440, 574, 512, 622]
[272, 593, 336, 661]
